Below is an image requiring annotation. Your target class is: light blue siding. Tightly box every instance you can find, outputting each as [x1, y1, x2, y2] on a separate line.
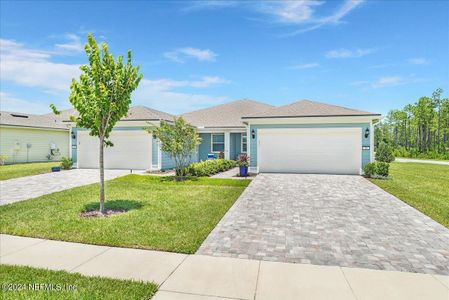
[152, 136, 159, 169]
[198, 133, 214, 160]
[71, 128, 77, 163]
[161, 150, 175, 170]
[229, 133, 241, 160]
[249, 123, 371, 169]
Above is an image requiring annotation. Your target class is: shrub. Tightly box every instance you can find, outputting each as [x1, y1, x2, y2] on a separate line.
[363, 161, 389, 178]
[60, 156, 73, 170]
[376, 162, 389, 177]
[363, 162, 377, 178]
[186, 159, 236, 177]
[375, 142, 395, 163]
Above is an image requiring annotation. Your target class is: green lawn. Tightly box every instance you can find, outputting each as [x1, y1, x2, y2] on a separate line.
[0, 175, 250, 253]
[0, 264, 157, 300]
[370, 162, 449, 228]
[0, 162, 59, 181]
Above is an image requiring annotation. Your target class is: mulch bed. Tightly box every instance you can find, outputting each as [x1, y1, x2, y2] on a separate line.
[79, 209, 127, 218]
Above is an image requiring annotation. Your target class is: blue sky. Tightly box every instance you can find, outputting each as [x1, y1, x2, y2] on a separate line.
[1, 0, 448, 115]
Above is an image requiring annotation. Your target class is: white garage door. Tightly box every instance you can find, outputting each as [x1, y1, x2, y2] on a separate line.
[77, 130, 152, 170]
[258, 128, 362, 174]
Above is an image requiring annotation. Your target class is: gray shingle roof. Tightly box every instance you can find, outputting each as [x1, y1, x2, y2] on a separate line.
[242, 100, 380, 119]
[123, 106, 175, 121]
[45, 106, 175, 122]
[182, 99, 274, 128]
[0, 111, 69, 130]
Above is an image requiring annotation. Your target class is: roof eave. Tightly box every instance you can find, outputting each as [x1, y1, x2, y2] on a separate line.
[242, 114, 381, 120]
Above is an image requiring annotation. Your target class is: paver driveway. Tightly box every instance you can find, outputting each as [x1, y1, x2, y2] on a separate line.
[198, 174, 449, 275]
[0, 169, 129, 205]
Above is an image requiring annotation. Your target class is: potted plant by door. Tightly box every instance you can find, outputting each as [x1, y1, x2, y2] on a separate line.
[237, 153, 249, 177]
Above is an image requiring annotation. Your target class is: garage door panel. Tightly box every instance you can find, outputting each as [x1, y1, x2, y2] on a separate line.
[258, 128, 361, 174]
[78, 131, 152, 170]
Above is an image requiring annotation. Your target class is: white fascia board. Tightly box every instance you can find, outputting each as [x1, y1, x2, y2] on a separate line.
[196, 127, 247, 133]
[0, 125, 69, 131]
[244, 116, 380, 125]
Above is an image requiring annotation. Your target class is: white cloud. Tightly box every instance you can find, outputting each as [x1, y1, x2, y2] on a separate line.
[352, 75, 427, 89]
[371, 76, 404, 88]
[133, 77, 230, 114]
[325, 48, 375, 58]
[0, 39, 81, 93]
[287, 62, 320, 69]
[267, 0, 365, 35]
[321, 0, 364, 24]
[257, 1, 323, 24]
[164, 47, 217, 63]
[182, 1, 239, 11]
[55, 34, 84, 52]
[0, 92, 53, 114]
[184, 0, 364, 35]
[407, 57, 428, 65]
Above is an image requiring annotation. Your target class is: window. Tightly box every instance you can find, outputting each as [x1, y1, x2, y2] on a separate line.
[211, 133, 225, 153]
[241, 133, 247, 153]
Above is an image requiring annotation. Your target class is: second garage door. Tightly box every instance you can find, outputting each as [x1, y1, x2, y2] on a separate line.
[77, 130, 152, 170]
[258, 127, 362, 174]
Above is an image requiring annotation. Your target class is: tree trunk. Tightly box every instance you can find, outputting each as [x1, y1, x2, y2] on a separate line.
[99, 137, 105, 214]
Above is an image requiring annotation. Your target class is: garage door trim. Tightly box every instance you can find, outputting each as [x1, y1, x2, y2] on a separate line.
[257, 127, 362, 175]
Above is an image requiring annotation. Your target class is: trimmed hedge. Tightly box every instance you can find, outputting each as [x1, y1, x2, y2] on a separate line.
[363, 161, 390, 178]
[186, 159, 236, 177]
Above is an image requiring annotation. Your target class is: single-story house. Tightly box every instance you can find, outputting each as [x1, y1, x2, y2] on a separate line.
[70, 106, 176, 171]
[69, 99, 380, 175]
[0, 111, 70, 164]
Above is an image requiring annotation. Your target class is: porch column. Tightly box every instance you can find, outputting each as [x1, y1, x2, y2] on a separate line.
[224, 131, 230, 160]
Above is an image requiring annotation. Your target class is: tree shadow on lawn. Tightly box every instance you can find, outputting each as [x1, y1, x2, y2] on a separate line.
[80, 200, 143, 218]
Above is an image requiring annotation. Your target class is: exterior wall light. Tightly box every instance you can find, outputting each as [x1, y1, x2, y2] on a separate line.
[251, 129, 256, 139]
[71, 132, 76, 139]
[364, 127, 370, 138]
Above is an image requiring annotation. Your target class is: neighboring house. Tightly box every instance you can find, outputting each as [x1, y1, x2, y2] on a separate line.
[69, 99, 381, 175]
[70, 106, 176, 171]
[0, 111, 70, 164]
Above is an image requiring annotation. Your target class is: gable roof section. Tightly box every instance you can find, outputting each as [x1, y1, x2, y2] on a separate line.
[123, 105, 175, 122]
[46, 106, 175, 123]
[182, 99, 274, 128]
[0, 111, 69, 130]
[242, 100, 381, 119]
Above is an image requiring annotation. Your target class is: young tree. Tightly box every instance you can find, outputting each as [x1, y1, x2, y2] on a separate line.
[69, 34, 142, 214]
[150, 117, 201, 181]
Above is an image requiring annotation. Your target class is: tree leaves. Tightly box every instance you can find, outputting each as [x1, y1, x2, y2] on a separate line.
[149, 117, 202, 178]
[69, 33, 142, 145]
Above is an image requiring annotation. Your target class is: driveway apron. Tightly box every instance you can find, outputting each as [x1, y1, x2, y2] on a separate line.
[197, 173, 449, 275]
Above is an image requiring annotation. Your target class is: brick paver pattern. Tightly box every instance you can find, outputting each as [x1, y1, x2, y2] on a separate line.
[0, 169, 129, 205]
[198, 174, 449, 275]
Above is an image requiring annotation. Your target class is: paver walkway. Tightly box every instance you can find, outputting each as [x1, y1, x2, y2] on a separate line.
[396, 158, 449, 165]
[198, 174, 449, 275]
[0, 169, 129, 205]
[1, 234, 448, 300]
[211, 167, 253, 180]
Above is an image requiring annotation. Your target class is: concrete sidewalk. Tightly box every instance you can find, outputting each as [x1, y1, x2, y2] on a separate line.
[1, 234, 448, 300]
[396, 158, 449, 165]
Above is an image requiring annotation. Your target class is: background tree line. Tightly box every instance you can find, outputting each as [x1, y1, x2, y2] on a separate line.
[375, 88, 449, 160]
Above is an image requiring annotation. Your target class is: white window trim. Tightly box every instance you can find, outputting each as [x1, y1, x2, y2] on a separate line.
[211, 133, 225, 153]
[241, 132, 247, 153]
